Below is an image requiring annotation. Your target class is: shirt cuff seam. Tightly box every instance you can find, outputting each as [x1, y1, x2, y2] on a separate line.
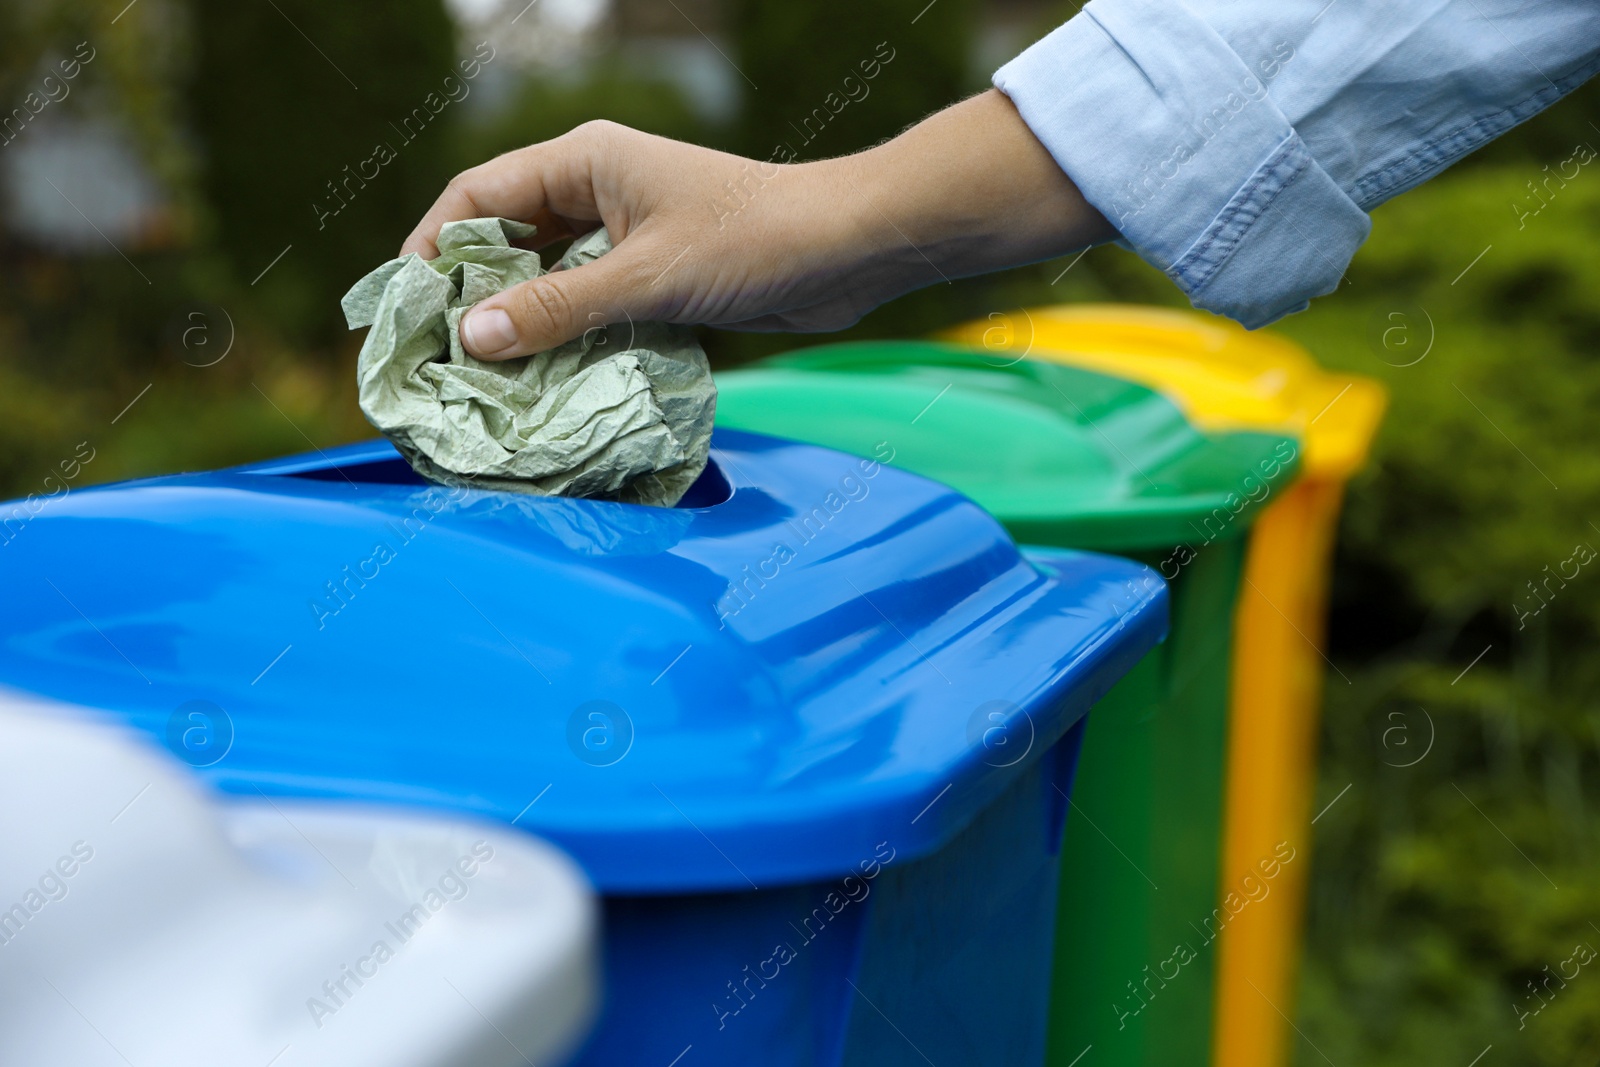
[1353, 53, 1600, 209]
[1165, 133, 1308, 296]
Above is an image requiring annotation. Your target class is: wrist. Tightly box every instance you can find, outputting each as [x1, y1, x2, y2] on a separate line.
[845, 89, 1115, 278]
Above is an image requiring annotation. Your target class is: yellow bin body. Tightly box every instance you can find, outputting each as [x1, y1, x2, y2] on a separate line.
[940, 305, 1385, 1067]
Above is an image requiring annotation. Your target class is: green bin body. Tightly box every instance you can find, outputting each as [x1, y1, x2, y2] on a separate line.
[715, 341, 1299, 1067]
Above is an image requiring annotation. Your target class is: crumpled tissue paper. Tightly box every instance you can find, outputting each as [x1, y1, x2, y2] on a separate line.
[342, 218, 716, 507]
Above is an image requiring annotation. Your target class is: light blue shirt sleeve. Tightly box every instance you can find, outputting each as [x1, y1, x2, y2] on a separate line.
[994, 0, 1600, 327]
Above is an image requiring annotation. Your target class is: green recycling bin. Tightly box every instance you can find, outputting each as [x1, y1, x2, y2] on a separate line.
[714, 341, 1299, 1067]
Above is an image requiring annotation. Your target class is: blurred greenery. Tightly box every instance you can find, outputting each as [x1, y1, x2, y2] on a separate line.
[729, 0, 977, 161]
[467, 70, 709, 159]
[0, 2, 1597, 1062]
[1271, 93, 1600, 1064]
[191, 0, 460, 336]
[1, 0, 195, 212]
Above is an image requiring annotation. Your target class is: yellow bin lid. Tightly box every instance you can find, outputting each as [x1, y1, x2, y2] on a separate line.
[938, 304, 1386, 479]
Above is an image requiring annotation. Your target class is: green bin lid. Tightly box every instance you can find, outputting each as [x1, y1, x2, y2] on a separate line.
[714, 341, 1299, 552]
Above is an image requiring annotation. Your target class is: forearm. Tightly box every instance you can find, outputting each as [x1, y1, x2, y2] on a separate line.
[834, 89, 1116, 281]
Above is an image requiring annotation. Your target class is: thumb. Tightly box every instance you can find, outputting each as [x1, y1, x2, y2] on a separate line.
[459, 247, 653, 359]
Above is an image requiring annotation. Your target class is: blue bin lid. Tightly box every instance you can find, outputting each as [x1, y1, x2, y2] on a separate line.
[0, 430, 1165, 892]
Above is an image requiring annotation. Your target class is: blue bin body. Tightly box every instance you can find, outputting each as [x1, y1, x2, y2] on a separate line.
[0, 429, 1166, 1066]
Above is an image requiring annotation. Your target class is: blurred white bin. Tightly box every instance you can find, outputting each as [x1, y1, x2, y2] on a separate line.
[0, 695, 599, 1067]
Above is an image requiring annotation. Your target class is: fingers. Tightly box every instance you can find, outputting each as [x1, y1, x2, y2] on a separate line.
[459, 240, 663, 359]
[400, 123, 619, 258]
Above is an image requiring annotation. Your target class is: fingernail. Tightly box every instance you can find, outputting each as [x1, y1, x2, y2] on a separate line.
[462, 307, 517, 356]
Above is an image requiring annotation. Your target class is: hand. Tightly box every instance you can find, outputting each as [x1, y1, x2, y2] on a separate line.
[401, 88, 1116, 360]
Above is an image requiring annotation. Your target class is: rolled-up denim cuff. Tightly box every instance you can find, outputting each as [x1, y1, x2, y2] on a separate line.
[995, 0, 1371, 326]
[1164, 131, 1370, 328]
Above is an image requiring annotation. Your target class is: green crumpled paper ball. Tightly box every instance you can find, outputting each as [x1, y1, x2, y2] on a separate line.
[341, 218, 716, 507]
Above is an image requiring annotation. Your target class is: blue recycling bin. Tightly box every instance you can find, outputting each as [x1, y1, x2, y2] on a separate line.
[0, 429, 1166, 1066]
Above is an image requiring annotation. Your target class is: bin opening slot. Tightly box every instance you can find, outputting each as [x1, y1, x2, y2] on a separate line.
[280, 455, 734, 509]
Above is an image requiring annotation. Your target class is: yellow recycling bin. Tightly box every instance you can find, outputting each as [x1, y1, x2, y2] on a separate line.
[940, 304, 1385, 1067]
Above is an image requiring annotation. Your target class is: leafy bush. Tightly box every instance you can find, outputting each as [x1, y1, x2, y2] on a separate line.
[189, 0, 460, 338]
[1262, 88, 1600, 1065]
[729, 0, 979, 161]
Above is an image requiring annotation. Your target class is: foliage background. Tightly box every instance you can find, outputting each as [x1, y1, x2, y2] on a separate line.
[2, 1, 1596, 1061]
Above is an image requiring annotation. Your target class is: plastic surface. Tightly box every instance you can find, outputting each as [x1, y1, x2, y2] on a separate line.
[0, 429, 1166, 895]
[717, 336, 1299, 1067]
[1214, 480, 1345, 1067]
[942, 304, 1385, 1067]
[1044, 538, 1246, 1067]
[0, 695, 598, 1067]
[0, 434, 1168, 1067]
[1217, 413, 1382, 1063]
[713, 341, 1299, 551]
[937, 303, 1385, 476]
[576, 708, 1090, 1067]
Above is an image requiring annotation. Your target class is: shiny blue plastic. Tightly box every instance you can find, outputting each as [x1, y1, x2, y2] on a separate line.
[0, 431, 1165, 894]
[0, 430, 1167, 1065]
